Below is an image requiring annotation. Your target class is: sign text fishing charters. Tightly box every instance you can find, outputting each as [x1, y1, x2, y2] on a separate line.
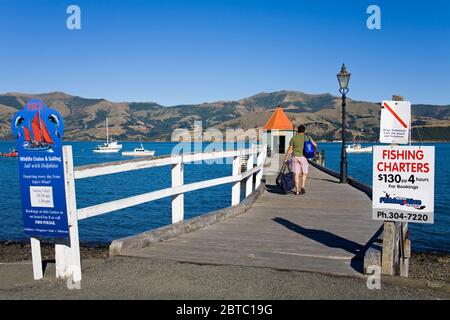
[376, 148, 430, 173]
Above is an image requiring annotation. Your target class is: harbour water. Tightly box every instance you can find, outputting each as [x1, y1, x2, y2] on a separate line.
[0, 141, 448, 253]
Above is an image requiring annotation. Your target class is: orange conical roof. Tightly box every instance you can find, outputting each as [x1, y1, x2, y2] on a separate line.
[263, 106, 294, 130]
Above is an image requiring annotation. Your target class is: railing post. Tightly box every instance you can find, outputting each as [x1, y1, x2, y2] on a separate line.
[172, 156, 184, 223]
[231, 153, 241, 206]
[60, 145, 82, 282]
[255, 146, 266, 189]
[245, 149, 255, 197]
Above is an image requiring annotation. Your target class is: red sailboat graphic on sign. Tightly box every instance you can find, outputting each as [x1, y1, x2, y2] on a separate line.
[23, 111, 54, 151]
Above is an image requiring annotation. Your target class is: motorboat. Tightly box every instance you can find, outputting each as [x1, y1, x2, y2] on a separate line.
[346, 143, 373, 153]
[93, 118, 122, 153]
[122, 144, 155, 157]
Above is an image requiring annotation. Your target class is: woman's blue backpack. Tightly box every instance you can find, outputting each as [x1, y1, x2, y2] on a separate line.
[303, 137, 315, 159]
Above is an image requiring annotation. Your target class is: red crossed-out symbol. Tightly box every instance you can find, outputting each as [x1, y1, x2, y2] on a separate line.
[383, 102, 408, 129]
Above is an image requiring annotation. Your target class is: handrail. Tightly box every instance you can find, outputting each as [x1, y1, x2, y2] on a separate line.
[74, 146, 265, 180]
[75, 146, 266, 220]
[74, 155, 179, 179]
[77, 164, 263, 220]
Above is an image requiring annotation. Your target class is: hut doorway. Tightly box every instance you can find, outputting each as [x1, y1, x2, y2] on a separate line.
[279, 135, 286, 154]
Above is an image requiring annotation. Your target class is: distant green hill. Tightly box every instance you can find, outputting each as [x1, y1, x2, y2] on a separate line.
[0, 91, 448, 141]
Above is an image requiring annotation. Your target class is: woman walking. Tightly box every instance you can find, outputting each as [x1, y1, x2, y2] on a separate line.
[284, 125, 317, 195]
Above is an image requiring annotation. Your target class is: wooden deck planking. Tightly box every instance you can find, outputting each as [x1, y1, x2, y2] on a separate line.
[121, 164, 382, 276]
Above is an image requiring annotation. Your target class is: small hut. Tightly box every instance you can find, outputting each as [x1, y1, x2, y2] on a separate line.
[262, 106, 294, 154]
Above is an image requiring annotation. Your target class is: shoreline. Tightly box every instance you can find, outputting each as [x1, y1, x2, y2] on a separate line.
[1, 241, 448, 284]
[1, 139, 450, 143]
[0, 240, 109, 263]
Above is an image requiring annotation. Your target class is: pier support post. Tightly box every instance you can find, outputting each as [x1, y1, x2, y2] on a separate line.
[172, 156, 184, 223]
[231, 154, 241, 206]
[245, 151, 255, 197]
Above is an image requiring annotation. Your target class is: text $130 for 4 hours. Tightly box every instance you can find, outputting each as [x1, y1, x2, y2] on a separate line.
[378, 174, 416, 184]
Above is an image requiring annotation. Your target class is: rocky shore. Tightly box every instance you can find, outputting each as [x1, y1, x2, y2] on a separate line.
[1, 241, 448, 284]
[0, 241, 108, 263]
[409, 252, 450, 283]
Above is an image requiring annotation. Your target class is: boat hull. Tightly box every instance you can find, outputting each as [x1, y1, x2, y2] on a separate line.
[93, 149, 121, 153]
[1, 152, 18, 158]
[122, 151, 155, 156]
[346, 148, 373, 153]
[24, 145, 52, 152]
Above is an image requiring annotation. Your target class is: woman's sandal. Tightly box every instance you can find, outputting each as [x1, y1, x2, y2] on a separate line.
[295, 191, 300, 195]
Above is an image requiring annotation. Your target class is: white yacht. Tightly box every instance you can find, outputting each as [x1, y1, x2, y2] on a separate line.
[93, 118, 123, 153]
[122, 144, 155, 157]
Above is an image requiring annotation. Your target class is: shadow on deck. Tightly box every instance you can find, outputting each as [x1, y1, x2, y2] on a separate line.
[116, 163, 382, 277]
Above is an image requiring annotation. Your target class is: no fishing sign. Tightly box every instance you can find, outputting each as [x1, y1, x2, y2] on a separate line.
[372, 145, 435, 224]
[379, 101, 411, 144]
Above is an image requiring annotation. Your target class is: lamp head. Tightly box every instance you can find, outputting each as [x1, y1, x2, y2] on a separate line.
[337, 63, 351, 94]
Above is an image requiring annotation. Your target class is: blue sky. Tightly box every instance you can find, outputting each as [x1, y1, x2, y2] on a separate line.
[1, 0, 449, 105]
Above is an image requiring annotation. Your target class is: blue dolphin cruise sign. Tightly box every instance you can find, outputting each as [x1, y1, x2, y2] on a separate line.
[12, 100, 69, 238]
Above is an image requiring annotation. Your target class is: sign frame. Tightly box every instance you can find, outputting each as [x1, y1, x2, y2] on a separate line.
[372, 145, 435, 224]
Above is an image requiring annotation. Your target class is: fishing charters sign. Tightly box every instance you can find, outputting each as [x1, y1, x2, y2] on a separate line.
[372, 146, 435, 224]
[11, 100, 69, 237]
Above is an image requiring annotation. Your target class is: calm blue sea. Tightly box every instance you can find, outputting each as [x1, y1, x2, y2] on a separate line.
[0, 141, 448, 253]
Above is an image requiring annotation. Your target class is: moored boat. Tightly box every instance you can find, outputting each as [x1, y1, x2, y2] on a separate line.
[93, 140, 123, 153]
[346, 143, 373, 153]
[93, 118, 122, 153]
[122, 144, 155, 157]
[1, 150, 18, 157]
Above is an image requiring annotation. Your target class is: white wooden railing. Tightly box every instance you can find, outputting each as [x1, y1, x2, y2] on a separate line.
[30, 144, 267, 283]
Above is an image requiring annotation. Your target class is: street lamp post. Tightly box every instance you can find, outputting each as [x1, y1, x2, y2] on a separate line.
[337, 63, 351, 183]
